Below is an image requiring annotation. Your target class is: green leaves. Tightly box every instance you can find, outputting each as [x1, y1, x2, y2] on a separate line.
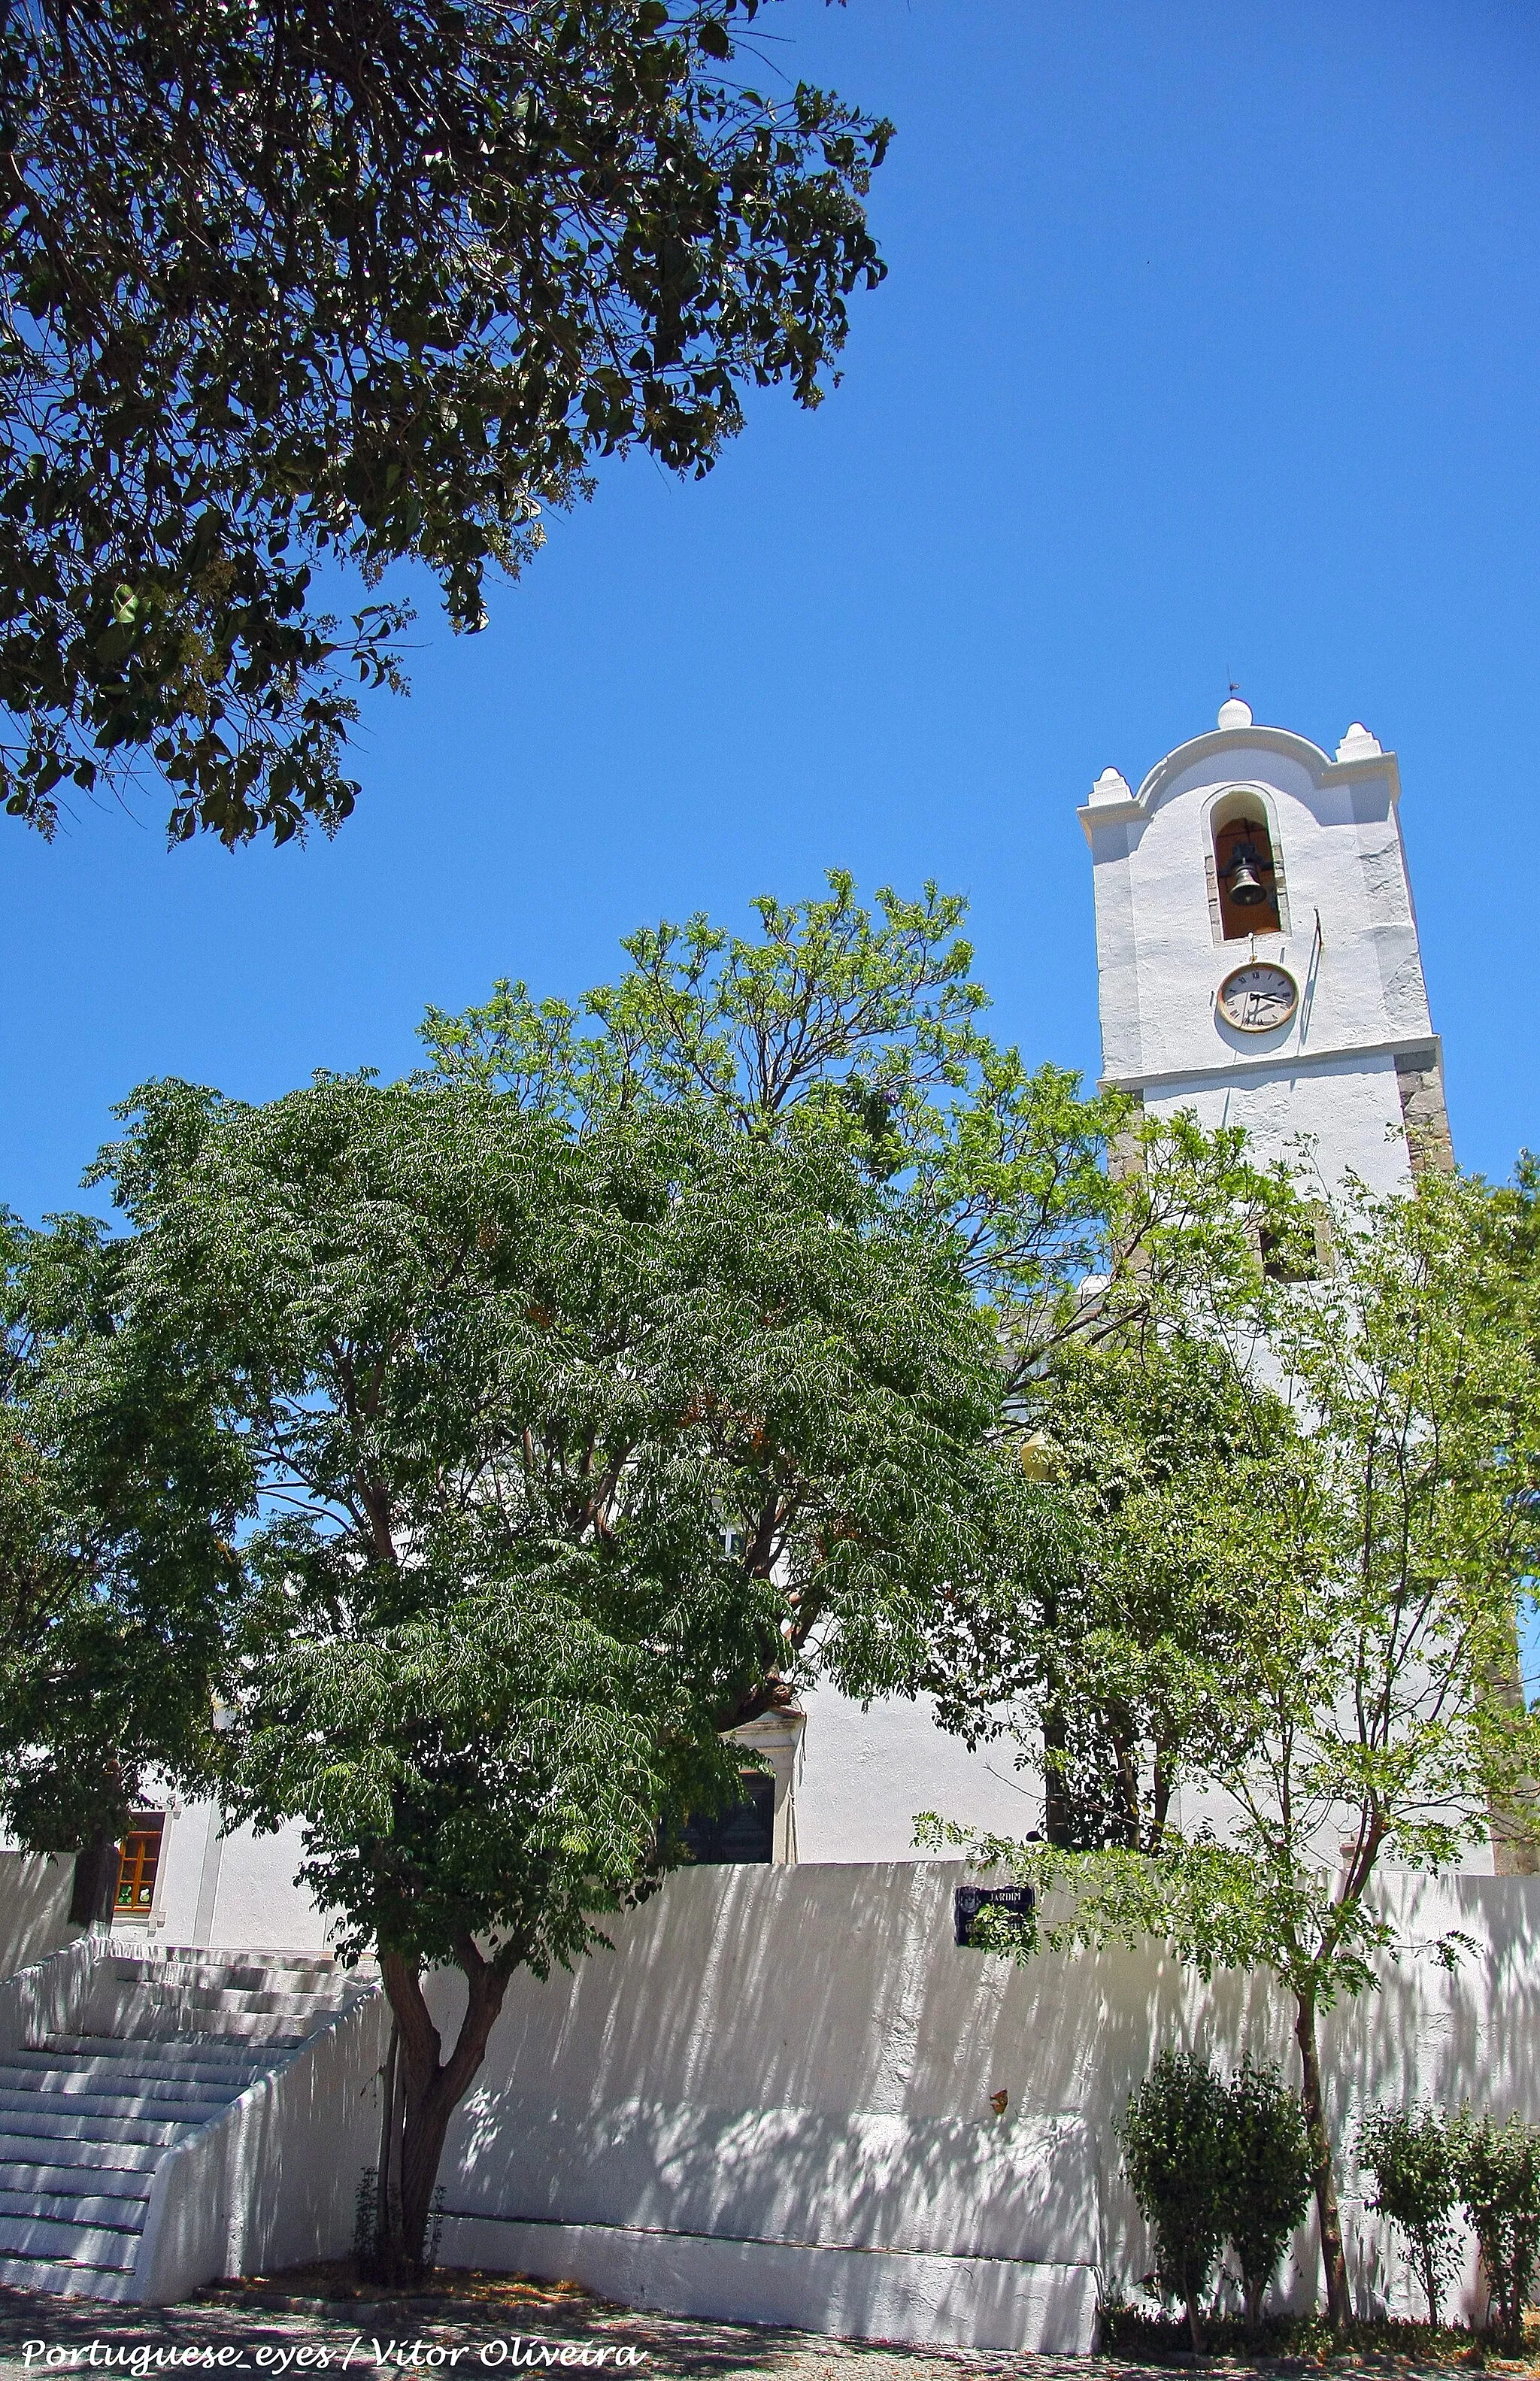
[420, 871, 1293, 1369]
[0, 1, 890, 840]
[1118, 2050, 1232, 2346]
[1117, 2052, 1312, 2343]
[88, 1069, 1007, 1967]
[1356, 2104, 1463, 2325]
[930, 1155, 1540, 2327]
[1451, 2111, 1540, 2346]
[0, 1209, 248, 1852]
[1223, 2061, 1313, 2331]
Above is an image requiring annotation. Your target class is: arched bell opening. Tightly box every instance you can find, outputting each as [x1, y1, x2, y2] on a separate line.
[1209, 792, 1284, 939]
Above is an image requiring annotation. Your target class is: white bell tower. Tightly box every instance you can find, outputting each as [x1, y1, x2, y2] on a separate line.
[1078, 700, 1451, 1190]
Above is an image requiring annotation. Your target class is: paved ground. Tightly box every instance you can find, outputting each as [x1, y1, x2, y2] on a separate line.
[0, 2271, 1530, 2381]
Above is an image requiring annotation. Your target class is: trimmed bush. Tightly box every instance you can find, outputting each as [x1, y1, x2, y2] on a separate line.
[1356, 2103, 1460, 2326]
[1453, 2111, 1540, 2349]
[1224, 2059, 1313, 2334]
[1119, 2049, 1231, 2349]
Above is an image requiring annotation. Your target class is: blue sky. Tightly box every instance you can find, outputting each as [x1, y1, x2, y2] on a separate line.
[5, 0, 1539, 1223]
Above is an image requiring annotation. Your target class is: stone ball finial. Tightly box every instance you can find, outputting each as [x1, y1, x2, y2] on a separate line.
[1217, 696, 1253, 730]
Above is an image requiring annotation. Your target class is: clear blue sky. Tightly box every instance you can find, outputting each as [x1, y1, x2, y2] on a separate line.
[5, 0, 1538, 1221]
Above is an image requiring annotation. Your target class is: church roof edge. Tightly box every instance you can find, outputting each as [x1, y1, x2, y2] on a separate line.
[1078, 718, 1399, 844]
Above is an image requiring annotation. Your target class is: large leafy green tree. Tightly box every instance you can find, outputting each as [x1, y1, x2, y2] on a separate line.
[0, 0, 889, 842]
[422, 875, 1297, 1751]
[925, 1167, 1540, 2328]
[0, 1211, 247, 1913]
[92, 1070, 1011, 2272]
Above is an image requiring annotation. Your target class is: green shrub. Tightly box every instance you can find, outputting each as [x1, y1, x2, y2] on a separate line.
[1355, 2104, 1461, 2326]
[1119, 2049, 1232, 2349]
[1223, 2059, 1314, 2334]
[1452, 2110, 1540, 2349]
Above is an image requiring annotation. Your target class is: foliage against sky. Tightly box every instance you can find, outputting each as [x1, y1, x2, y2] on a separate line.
[0, 0, 888, 843]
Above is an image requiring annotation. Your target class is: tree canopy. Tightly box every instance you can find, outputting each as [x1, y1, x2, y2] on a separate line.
[421, 870, 1295, 1376]
[0, 876, 1308, 2271]
[0, 0, 889, 843]
[87, 1067, 1012, 2269]
[0, 1208, 246, 1900]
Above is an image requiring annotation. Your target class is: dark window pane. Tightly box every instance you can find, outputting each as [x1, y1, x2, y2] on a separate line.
[682, 1774, 775, 1866]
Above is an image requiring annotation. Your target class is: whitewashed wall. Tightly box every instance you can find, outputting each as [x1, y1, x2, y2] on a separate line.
[0, 1851, 76, 1980]
[426, 1859, 1540, 2328]
[796, 1684, 1045, 1861]
[109, 1802, 332, 1958]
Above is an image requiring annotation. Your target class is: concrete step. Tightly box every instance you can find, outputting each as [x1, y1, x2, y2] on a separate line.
[105, 1971, 354, 2009]
[0, 2188, 150, 2231]
[121, 1946, 352, 1984]
[0, 2057, 250, 2100]
[0, 2213, 139, 2268]
[0, 2252, 139, 2300]
[0, 2083, 232, 2127]
[0, 2158, 154, 2201]
[73, 1996, 313, 2046]
[109, 1956, 356, 1997]
[0, 2103, 193, 2149]
[0, 2134, 162, 2176]
[38, 2036, 269, 2079]
[105, 2016, 310, 2048]
[7, 2052, 259, 2099]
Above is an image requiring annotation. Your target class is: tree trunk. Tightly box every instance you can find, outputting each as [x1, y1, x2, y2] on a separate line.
[1043, 1697, 1072, 1846]
[365, 2022, 401, 2276]
[1294, 1990, 1351, 2327]
[1184, 2283, 1204, 2352]
[67, 1827, 122, 1928]
[1418, 2243, 1439, 2330]
[377, 1942, 511, 2280]
[1244, 2276, 1264, 2339]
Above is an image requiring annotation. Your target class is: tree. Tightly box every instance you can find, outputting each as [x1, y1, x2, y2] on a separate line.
[0, 1, 890, 843]
[423, 876, 1299, 1750]
[923, 1166, 1540, 2328]
[92, 1070, 1014, 2273]
[920, 1333, 1293, 1851]
[1356, 2103, 1461, 2327]
[0, 1211, 247, 1915]
[1117, 2049, 1231, 2349]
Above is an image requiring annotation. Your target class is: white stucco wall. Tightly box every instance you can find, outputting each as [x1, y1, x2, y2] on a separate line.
[428, 1858, 1540, 2325]
[0, 1851, 77, 1980]
[1141, 1050, 1411, 1197]
[795, 1685, 1045, 1861]
[112, 1800, 330, 1958]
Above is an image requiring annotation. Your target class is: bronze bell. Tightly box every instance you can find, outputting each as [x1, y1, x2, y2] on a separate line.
[1226, 841, 1268, 905]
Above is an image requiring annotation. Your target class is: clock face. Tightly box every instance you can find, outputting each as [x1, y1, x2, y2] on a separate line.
[1217, 962, 1298, 1033]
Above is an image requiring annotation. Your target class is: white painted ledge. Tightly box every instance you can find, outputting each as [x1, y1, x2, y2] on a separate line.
[438, 2213, 1100, 2355]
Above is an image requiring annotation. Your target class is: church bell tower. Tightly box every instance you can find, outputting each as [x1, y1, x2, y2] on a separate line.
[1078, 699, 1451, 1190]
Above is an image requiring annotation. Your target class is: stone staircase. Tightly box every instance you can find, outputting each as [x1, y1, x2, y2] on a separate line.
[0, 1946, 373, 2299]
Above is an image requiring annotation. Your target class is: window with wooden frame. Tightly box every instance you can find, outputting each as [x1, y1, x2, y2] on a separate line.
[114, 1811, 165, 1915]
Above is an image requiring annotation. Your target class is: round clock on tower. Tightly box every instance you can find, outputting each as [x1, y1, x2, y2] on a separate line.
[1078, 698, 1452, 1192]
